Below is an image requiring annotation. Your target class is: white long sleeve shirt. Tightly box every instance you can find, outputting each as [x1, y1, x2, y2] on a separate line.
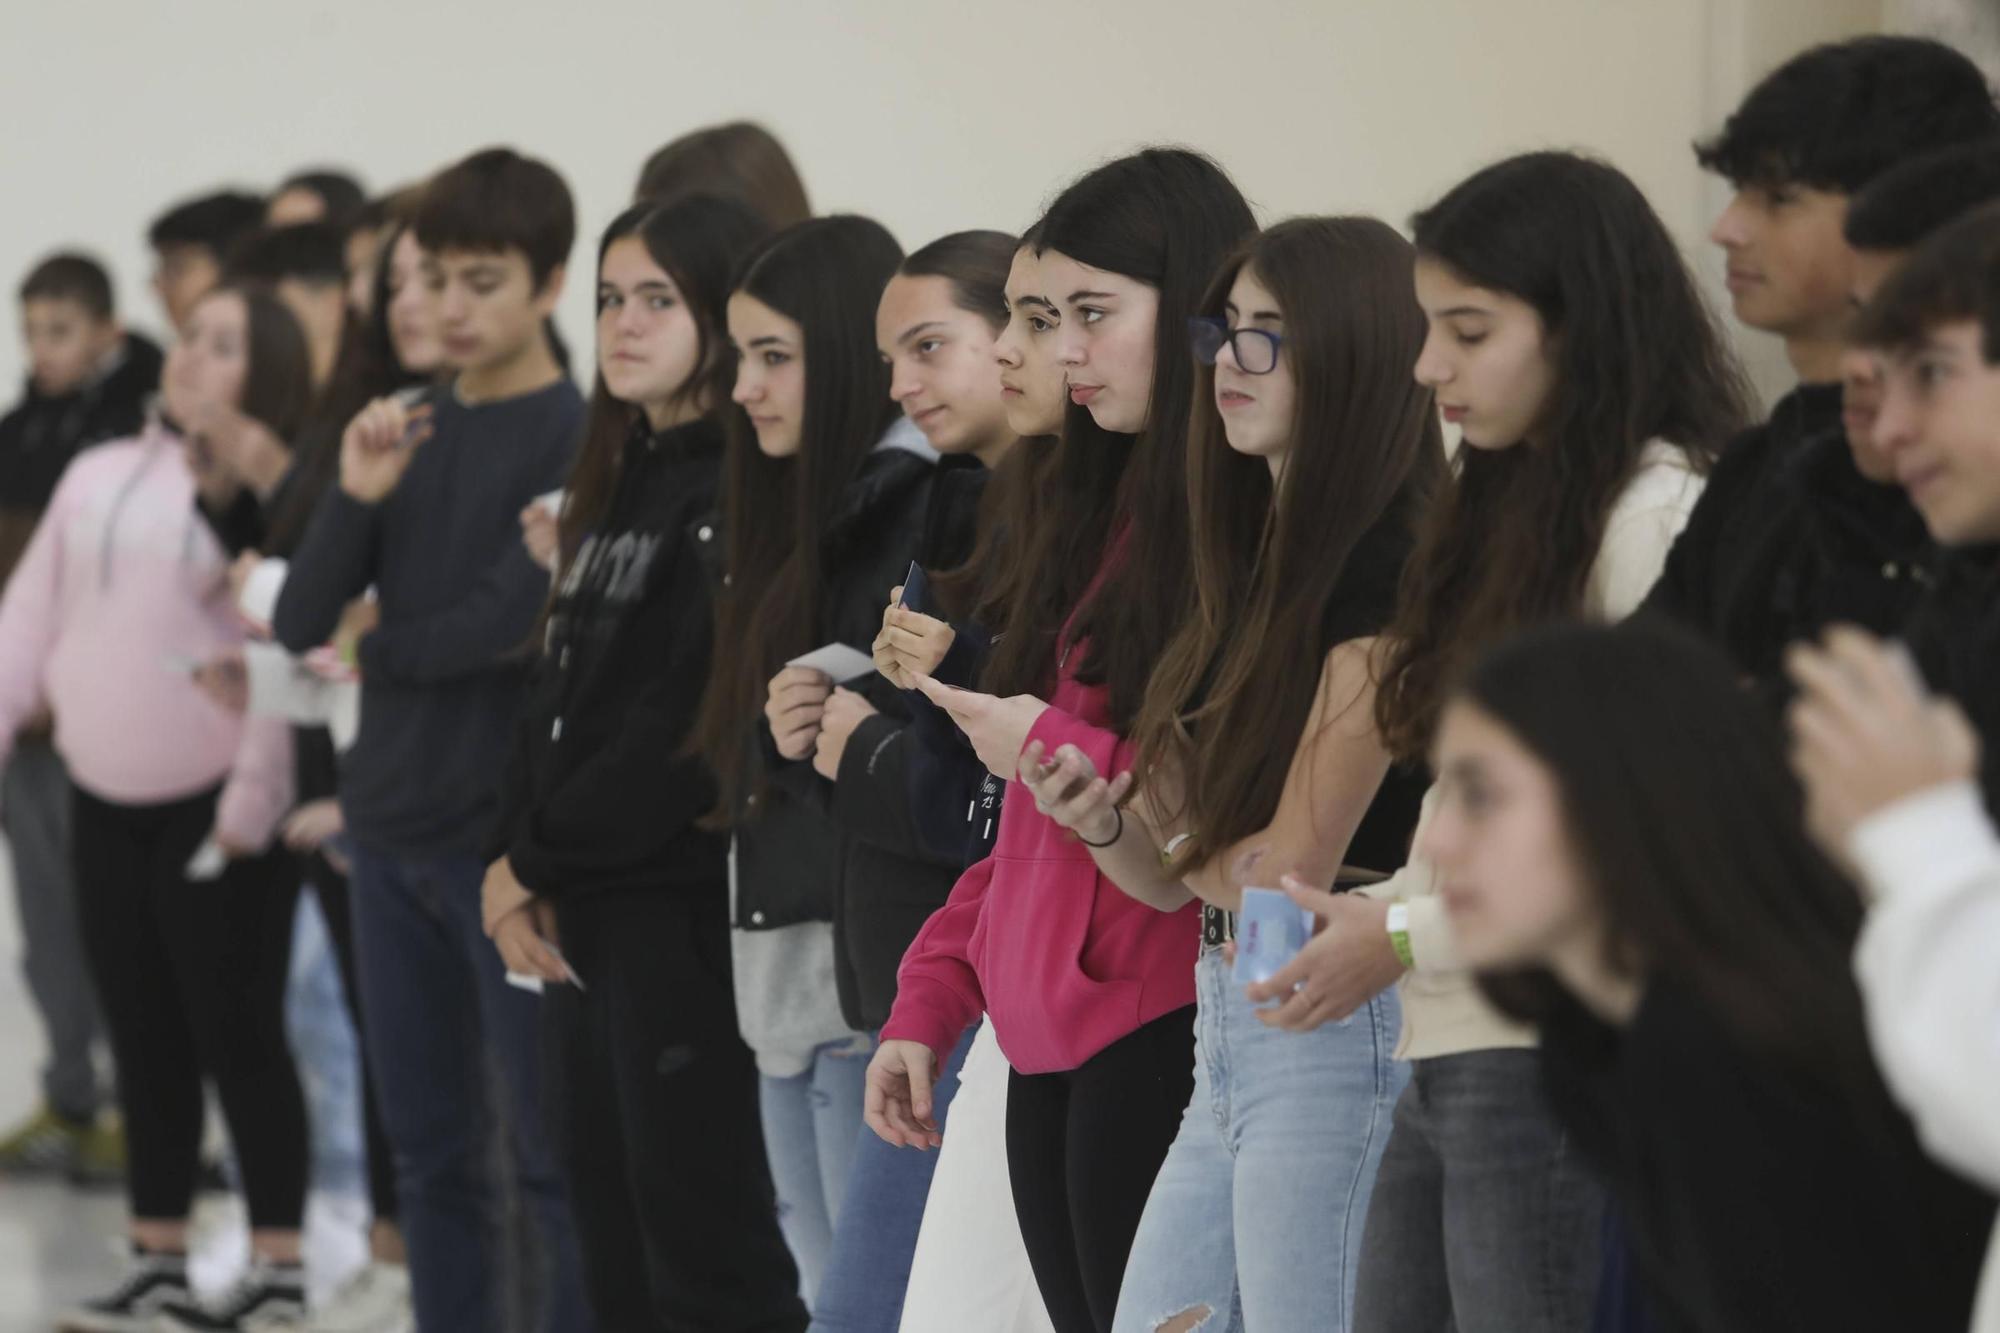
[1848, 780, 2000, 1333]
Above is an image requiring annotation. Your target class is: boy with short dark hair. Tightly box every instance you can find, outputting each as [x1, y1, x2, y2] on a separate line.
[1642, 35, 2000, 692]
[148, 189, 265, 332]
[0, 251, 161, 1182]
[273, 147, 591, 1333]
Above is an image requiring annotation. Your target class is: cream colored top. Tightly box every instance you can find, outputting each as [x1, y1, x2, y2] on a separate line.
[1362, 441, 1706, 1061]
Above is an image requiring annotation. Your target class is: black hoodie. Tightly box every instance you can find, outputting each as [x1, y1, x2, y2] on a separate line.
[493, 415, 728, 897]
[1641, 383, 1932, 700]
[1906, 544, 2000, 813]
[0, 332, 163, 581]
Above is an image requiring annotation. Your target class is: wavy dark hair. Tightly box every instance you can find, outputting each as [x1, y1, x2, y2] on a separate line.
[1461, 619, 1878, 1098]
[1134, 217, 1443, 870]
[691, 215, 904, 810]
[556, 195, 772, 571]
[1375, 151, 1751, 762]
[981, 148, 1256, 724]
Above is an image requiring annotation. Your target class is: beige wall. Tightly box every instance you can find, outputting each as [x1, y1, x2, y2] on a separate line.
[0, 0, 1899, 397]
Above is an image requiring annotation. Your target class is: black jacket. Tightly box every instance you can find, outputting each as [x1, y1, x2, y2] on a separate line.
[1907, 544, 2000, 811]
[727, 446, 944, 1026]
[494, 416, 728, 898]
[1642, 384, 1932, 702]
[0, 332, 162, 580]
[1541, 982, 1995, 1333]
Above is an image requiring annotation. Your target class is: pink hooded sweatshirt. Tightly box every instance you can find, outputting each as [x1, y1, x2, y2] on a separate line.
[0, 425, 292, 846]
[883, 632, 1201, 1075]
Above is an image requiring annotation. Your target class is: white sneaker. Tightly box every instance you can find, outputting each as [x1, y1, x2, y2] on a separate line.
[309, 1262, 413, 1333]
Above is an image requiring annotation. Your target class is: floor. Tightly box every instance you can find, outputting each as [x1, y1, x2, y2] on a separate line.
[0, 851, 368, 1332]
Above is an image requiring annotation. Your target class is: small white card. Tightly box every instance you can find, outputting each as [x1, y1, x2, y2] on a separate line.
[184, 839, 229, 882]
[784, 643, 876, 684]
[534, 489, 566, 519]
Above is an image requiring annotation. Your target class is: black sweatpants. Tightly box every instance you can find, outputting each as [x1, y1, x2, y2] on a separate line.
[70, 782, 307, 1230]
[1007, 1006, 1198, 1333]
[544, 885, 808, 1333]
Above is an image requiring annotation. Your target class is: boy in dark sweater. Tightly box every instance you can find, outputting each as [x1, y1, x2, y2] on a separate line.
[273, 147, 592, 1333]
[1642, 36, 1999, 686]
[0, 253, 159, 1179]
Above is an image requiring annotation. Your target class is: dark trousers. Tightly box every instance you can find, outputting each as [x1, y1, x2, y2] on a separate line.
[345, 841, 592, 1333]
[1007, 1006, 1196, 1333]
[307, 859, 398, 1225]
[70, 782, 306, 1229]
[545, 886, 806, 1333]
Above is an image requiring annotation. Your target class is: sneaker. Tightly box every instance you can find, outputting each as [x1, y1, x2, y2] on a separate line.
[309, 1262, 413, 1333]
[70, 1113, 129, 1188]
[0, 1101, 87, 1176]
[53, 1246, 192, 1332]
[153, 1257, 308, 1331]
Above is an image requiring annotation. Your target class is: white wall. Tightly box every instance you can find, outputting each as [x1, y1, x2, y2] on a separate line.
[0, 0, 1884, 398]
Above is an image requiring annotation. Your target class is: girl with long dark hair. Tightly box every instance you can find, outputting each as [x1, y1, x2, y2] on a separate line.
[1019, 216, 1443, 1331]
[1424, 618, 1994, 1333]
[868, 148, 1255, 1333]
[688, 215, 937, 1308]
[480, 194, 807, 1332]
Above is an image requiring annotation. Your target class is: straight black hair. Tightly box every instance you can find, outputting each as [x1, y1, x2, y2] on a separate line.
[225, 222, 348, 288]
[276, 168, 367, 228]
[1696, 35, 1998, 192]
[982, 148, 1256, 725]
[691, 215, 905, 810]
[1854, 200, 2000, 362]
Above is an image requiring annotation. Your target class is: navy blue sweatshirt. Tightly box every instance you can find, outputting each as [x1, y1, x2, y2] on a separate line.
[273, 379, 581, 857]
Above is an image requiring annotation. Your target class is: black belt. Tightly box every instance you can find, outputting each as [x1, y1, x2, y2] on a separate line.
[1200, 878, 1378, 953]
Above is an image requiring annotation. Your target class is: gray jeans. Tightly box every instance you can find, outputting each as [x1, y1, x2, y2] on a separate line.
[1354, 1049, 1603, 1333]
[2, 738, 103, 1120]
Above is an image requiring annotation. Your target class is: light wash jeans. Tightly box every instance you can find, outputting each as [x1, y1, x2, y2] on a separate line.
[1113, 949, 1408, 1333]
[759, 1035, 874, 1308]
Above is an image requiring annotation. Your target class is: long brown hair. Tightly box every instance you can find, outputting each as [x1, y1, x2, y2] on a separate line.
[980, 148, 1256, 720]
[556, 195, 772, 572]
[1375, 152, 1751, 762]
[690, 216, 905, 814]
[634, 121, 812, 227]
[1132, 218, 1442, 870]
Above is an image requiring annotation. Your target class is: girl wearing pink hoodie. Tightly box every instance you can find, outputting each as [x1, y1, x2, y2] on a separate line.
[866, 149, 1256, 1333]
[0, 283, 313, 1331]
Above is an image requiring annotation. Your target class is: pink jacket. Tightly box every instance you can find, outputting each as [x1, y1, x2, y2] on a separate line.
[0, 426, 292, 847]
[883, 651, 1201, 1075]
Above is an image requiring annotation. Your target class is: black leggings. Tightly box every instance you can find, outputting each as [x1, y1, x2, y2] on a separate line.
[70, 783, 307, 1230]
[544, 887, 807, 1333]
[1007, 1006, 1197, 1333]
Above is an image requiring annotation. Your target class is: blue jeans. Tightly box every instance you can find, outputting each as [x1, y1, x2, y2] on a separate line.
[1352, 1049, 1604, 1333]
[285, 889, 364, 1200]
[346, 842, 593, 1333]
[1114, 950, 1407, 1333]
[759, 1037, 874, 1307]
[811, 1025, 975, 1332]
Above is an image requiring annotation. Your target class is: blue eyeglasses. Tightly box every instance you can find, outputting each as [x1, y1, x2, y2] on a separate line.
[1190, 316, 1284, 374]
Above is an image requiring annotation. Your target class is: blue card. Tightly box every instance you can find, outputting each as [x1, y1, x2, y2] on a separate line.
[1233, 887, 1314, 1004]
[900, 561, 933, 616]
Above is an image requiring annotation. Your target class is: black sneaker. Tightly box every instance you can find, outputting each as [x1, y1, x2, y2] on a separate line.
[54, 1246, 191, 1332]
[153, 1258, 309, 1331]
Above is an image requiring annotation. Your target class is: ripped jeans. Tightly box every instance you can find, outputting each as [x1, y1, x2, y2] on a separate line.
[1111, 950, 1407, 1333]
[761, 1036, 875, 1307]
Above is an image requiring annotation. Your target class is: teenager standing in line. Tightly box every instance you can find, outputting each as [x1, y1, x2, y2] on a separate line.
[1018, 216, 1441, 1333]
[482, 195, 808, 1333]
[689, 215, 933, 1308]
[869, 148, 1256, 1333]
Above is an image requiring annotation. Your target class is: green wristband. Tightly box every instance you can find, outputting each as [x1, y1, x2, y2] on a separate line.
[1386, 902, 1415, 971]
